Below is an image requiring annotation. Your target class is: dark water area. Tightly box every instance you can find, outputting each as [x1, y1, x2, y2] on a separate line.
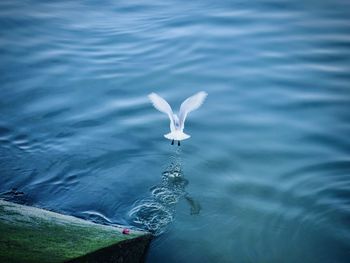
[1, 0, 350, 262]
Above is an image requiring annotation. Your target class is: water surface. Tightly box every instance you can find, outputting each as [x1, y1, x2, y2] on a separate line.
[1, 0, 350, 262]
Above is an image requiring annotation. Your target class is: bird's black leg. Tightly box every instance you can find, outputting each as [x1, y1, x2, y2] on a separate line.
[178, 141, 180, 146]
[171, 140, 174, 145]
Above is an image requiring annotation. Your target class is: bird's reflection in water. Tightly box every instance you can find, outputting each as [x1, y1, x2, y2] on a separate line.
[129, 150, 200, 236]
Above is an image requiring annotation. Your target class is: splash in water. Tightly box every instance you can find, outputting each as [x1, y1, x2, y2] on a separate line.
[128, 150, 200, 236]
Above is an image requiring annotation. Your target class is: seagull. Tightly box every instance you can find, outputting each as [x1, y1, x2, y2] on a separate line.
[148, 91, 208, 146]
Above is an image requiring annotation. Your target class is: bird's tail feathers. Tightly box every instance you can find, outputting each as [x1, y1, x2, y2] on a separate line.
[164, 131, 190, 141]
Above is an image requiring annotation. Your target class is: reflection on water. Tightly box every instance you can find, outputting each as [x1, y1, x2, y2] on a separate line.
[129, 149, 200, 235]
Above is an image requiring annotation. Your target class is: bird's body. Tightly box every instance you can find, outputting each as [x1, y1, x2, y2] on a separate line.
[148, 91, 207, 145]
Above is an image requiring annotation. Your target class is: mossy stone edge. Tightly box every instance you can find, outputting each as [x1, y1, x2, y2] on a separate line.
[0, 199, 151, 263]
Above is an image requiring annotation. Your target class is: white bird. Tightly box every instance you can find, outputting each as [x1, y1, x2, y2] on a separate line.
[148, 91, 208, 146]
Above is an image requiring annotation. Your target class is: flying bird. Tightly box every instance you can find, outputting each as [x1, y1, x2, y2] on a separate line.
[148, 91, 208, 146]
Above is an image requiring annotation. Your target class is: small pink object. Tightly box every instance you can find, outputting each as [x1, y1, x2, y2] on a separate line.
[122, 228, 130, 235]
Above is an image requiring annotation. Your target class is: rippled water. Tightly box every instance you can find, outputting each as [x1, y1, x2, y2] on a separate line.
[1, 0, 350, 262]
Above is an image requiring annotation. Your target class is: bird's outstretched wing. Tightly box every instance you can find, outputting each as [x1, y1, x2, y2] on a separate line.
[179, 91, 207, 130]
[148, 93, 174, 126]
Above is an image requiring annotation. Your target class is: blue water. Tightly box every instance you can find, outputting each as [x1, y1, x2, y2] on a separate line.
[1, 0, 350, 262]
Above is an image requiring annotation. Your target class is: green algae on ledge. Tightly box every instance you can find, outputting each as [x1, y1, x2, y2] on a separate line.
[0, 199, 151, 263]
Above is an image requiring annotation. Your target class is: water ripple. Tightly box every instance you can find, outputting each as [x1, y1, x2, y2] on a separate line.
[1, 0, 350, 262]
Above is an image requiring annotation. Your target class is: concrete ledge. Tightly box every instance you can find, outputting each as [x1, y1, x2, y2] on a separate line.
[0, 199, 151, 263]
